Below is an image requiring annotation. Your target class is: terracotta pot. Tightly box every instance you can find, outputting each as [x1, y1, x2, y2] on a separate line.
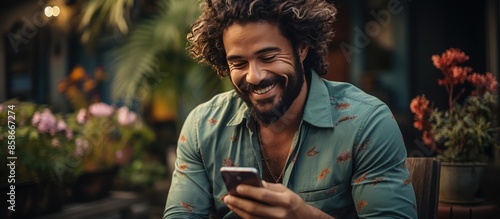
[439, 162, 486, 204]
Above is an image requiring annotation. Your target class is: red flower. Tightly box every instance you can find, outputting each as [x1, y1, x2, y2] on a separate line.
[451, 66, 471, 84]
[410, 95, 429, 118]
[468, 72, 498, 95]
[422, 131, 434, 146]
[410, 95, 431, 131]
[413, 121, 423, 130]
[432, 48, 469, 71]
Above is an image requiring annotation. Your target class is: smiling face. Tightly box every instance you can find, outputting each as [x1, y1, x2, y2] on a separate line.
[223, 22, 308, 125]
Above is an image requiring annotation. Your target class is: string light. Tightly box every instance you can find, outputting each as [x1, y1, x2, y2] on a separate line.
[44, 6, 53, 17]
[53, 6, 60, 17]
[44, 6, 60, 17]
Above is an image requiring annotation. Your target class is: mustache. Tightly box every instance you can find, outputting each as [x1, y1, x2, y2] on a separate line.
[238, 75, 285, 93]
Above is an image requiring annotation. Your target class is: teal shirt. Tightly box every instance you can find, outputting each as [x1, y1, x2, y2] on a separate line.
[164, 72, 417, 219]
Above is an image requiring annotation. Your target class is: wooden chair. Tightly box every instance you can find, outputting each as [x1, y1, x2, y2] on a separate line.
[406, 157, 441, 219]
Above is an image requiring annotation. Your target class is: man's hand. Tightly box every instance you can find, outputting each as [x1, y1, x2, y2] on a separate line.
[223, 181, 334, 219]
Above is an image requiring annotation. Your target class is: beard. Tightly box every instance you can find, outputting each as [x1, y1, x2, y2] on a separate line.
[233, 51, 305, 125]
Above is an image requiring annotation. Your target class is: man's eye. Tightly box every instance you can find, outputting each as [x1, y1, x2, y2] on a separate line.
[230, 62, 246, 69]
[261, 55, 276, 62]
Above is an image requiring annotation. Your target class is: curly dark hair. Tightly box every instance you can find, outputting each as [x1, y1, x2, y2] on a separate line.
[187, 0, 337, 77]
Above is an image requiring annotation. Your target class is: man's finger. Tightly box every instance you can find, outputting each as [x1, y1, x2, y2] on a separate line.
[262, 180, 288, 192]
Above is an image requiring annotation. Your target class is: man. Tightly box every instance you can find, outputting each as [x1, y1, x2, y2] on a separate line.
[164, 0, 417, 218]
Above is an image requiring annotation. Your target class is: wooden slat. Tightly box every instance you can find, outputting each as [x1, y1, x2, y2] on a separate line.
[38, 191, 145, 219]
[406, 157, 441, 219]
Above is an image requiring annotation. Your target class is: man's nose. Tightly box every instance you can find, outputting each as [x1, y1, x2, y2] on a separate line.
[246, 62, 266, 85]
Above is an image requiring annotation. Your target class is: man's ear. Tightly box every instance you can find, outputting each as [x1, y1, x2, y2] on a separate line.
[298, 45, 309, 62]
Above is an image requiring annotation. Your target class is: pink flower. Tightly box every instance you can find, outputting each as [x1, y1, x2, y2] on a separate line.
[116, 150, 123, 159]
[51, 138, 60, 147]
[76, 108, 87, 124]
[89, 102, 114, 117]
[35, 109, 57, 134]
[66, 130, 73, 140]
[55, 119, 73, 139]
[75, 137, 89, 157]
[57, 120, 68, 132]
[32, 111, 41, 126]
[117, 106, 138, 126]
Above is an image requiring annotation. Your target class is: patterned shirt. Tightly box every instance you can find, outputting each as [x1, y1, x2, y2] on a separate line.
[164, 72, 417, 219]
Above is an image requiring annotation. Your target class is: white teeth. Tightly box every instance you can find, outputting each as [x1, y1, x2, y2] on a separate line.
[253, 84, 276, 94]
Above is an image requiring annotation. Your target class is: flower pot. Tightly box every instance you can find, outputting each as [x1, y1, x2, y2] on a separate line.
[71, 167, 118, 202]
[439, 162, 486, 204]
[1, 182, 64, 219]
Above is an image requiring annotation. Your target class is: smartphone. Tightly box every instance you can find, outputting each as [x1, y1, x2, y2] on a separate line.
[220, 167, 263, 196]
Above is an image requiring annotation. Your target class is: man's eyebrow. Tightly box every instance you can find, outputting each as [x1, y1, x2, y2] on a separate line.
[255, 47, 281, 55]
[226, 46, 281, 61]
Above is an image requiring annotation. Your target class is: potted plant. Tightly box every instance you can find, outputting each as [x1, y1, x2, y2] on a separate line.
[410, 48, 498, 203]
[67, 102, 156, 201]
[58, 65, 164, 201]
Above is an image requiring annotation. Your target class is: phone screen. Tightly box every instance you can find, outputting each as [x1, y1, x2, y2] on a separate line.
[220, 167, 263, 195]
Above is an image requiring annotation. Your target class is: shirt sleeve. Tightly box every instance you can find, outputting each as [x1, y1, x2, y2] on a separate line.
[351, 104, 418, 219]
[163, 109, 213, 219]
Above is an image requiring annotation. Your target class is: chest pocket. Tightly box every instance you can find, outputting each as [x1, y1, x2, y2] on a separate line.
[297, 183, 355, 217]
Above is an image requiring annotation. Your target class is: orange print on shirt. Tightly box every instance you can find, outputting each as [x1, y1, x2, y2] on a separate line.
[229, 136, 238, 142]
[334, 115, 357, 127]
[179, 135, 187, 143]
[354, 173, 368, 184]
[181, 202, 194, 213]
[306, 146, 319, 157]
[335, 102, 351, 110]
[358, 140, 370, 152]
[223, 157, 236, 167]
[356, 201, 368, 213]
[178, 163, 188, 171]
[318, 168, 331, 181]
[326, 186, 338, 195]
[370, 177, 384, 186]
[403, 177, 411, 185]
[208, 118, 218, 125]
[336, 149, 351, 162]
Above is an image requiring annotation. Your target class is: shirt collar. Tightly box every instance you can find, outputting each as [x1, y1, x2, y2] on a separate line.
[226, 71, 333, 128]
[302, 71, 334, 128]
[227, 100, 249, 127]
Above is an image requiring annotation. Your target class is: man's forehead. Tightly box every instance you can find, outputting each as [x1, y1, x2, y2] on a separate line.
[222, 22, 286, 45]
